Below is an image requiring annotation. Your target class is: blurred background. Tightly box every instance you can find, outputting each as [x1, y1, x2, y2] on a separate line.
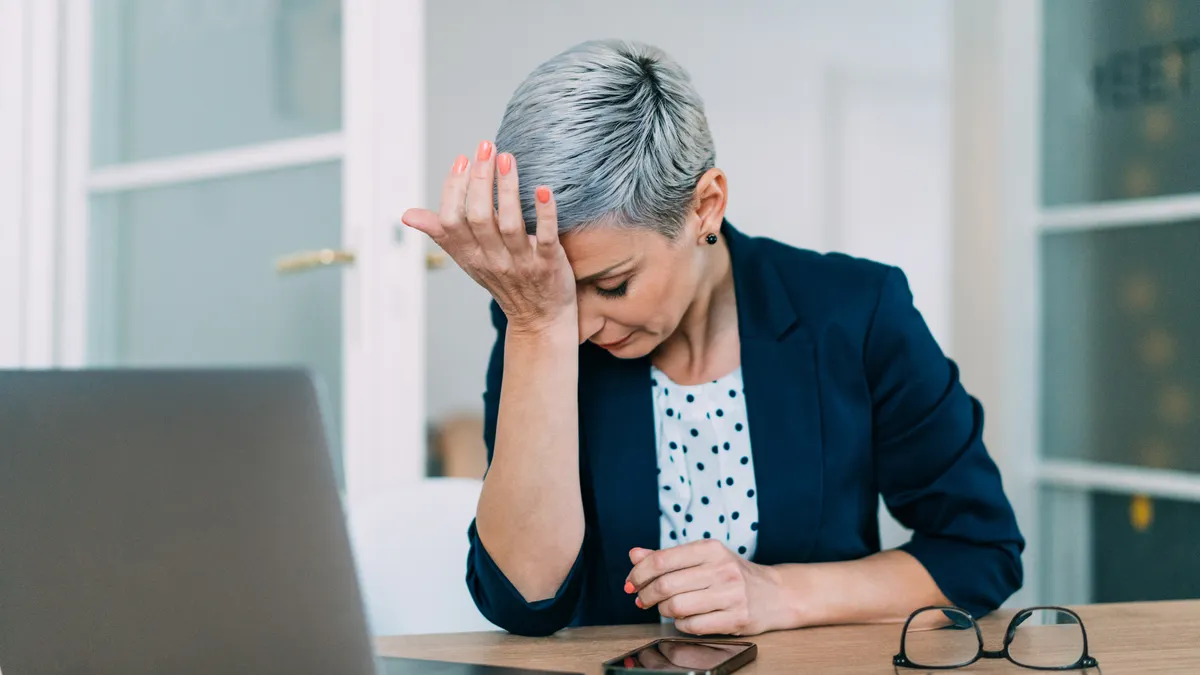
[2, 0, 1197, 634]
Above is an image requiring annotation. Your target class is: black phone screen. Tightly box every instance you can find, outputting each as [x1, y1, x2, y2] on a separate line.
[605, 638, 755, 673]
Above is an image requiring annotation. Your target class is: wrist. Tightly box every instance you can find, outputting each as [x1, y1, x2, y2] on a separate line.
[506, 313, 578, 348]
[771, 563, 829, 630]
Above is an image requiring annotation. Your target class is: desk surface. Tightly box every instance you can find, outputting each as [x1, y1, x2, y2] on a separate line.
[377, 600, 1200, 674]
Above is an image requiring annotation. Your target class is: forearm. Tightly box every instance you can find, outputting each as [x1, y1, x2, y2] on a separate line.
[772, 549, 949, 629]
[475, 320, 584, 602]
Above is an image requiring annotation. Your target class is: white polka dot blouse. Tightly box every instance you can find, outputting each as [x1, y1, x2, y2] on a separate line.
[651, 365, 759, 561]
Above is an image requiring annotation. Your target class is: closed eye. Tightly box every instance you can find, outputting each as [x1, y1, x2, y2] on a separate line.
[596, 280, 629, 298]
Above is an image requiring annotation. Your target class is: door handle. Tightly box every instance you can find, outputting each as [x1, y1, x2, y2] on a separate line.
[425, 251, 448, 270]
[275, 249, 450, 274]
[275, 249, 356, 274]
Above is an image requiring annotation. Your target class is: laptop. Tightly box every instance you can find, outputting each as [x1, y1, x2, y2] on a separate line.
[0, 369, 578, 675]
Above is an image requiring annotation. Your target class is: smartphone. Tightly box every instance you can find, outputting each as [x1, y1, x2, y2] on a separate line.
[602, 638, 757, 674]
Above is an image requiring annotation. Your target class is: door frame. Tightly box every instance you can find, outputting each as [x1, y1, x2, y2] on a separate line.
[339, 0, 428, 505]
[0, 0, 28, 367]
[951, 0, 1041, 608]
[0, 0, 61, 368]
[5, 0, 427, 506]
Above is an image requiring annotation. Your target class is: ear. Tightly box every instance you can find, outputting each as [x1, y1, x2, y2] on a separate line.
[691, 168, 728, 244]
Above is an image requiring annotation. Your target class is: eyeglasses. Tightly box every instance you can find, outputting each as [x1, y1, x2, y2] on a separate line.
[893, 606, 1099, 671]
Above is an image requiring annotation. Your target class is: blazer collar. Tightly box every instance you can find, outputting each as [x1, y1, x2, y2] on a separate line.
[722, 220, 799, 342]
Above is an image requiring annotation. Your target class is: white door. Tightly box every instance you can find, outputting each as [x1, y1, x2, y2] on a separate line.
[33, 0, 426, 505]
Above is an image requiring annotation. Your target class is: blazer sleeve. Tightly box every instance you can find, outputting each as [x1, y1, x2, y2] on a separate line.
[865, 267, 1025, 618]
[464, 300, 588, 636]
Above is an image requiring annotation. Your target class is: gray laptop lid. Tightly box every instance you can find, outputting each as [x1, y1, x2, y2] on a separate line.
[379, 657, 580, 674]
[0, 369, 377, 675]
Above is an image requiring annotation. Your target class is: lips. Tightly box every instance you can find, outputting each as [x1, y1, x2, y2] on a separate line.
[596, 334, 633, 350]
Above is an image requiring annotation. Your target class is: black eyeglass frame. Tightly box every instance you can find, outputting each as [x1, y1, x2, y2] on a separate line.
[893, 605, 1099, 671]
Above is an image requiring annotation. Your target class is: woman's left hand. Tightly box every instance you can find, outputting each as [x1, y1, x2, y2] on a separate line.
[624, 541, 799, 636]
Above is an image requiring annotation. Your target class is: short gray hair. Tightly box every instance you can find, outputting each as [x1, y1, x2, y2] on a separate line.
[496, 39, 716, 237]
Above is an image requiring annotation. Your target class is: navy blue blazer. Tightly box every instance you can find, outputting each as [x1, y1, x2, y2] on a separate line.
[466, 221, 1024, 637]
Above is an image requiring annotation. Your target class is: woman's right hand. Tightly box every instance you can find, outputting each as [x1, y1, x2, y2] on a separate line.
[402, 140, 577, 335]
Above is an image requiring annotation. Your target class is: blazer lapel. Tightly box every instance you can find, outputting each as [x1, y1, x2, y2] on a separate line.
[578, 220, 825, 626]
[724, 222, 825, 565]
[579, 347, 659, 624]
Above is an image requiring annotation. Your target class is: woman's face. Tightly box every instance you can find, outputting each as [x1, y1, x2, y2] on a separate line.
[560, 168, 728, 358]
[562, 224, 703, 358]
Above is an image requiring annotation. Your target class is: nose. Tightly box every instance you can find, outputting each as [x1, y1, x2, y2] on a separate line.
[577, 305, 604, 346]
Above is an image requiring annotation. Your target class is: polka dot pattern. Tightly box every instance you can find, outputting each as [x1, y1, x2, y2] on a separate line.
[653, 366, 758, 564]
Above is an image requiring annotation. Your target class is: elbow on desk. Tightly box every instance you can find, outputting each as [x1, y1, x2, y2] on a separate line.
[465, 563, 580, 637]
[965, 544, 1024, 619]
[992, 542, 1025, 610]
[465, 520, 584, 637]
[483, 612, 572, 639]
[901, 534, 1025, 619]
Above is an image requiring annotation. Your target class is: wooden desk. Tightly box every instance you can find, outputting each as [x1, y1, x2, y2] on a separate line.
[377, 600, 1200, 674]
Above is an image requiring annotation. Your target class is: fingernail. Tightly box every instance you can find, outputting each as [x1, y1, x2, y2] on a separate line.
[477, 140, 493, 162]
[452, 155, 468, 174]
[635, 597, 644, 609]
[536, 186, 551, 204]
[497, 153, 512, 176]
[624, 580, 635, 594]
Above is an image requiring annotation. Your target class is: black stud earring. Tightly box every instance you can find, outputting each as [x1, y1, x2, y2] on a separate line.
[705, 233, 718, 245]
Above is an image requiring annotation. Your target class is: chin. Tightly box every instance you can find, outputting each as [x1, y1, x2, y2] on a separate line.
[602, 335, 659, 360]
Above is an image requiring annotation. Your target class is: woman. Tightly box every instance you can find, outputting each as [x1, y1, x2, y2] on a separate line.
[403, 39, 1023, 638]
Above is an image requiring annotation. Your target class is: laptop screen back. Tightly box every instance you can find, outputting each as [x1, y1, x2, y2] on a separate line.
[0, 369, 377, 675]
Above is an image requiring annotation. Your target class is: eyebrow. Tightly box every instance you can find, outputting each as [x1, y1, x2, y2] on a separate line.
[575, 257, 635, 284]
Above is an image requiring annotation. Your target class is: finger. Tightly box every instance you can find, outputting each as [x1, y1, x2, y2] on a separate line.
[437, 153, 475, 249]
[533, 185, 560, 251]
[629, 547, 654, 565]
[628, 544, 705, 591]
[638, 565, 714, 609]
[674, 610, 741, 636]
[657, 588, 730, 621]
[401, 208, 445, 241]
[464, 140, 507, 258]
[628, 540, 723, 591]
[494, 152, 529, 256]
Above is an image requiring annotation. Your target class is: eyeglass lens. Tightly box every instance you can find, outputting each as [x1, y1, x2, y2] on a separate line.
[1007, 608, 1086, 669]
[903, 608, 980, 668]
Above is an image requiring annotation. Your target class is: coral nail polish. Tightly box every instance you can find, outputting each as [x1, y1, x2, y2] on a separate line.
[477, 140, 493, 162]
[452, 155, 468, 174]
[624, 580, 635, 594]
[635, 597, 644, 609]
[536, 186, 551, 204]
[497, 153, 512, 175]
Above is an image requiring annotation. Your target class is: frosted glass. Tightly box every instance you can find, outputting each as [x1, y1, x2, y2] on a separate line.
[89, 162, 344, 482]
[1043, 0, 1200, 204]
[1041, 221, 1200, 473]
[92, 0, 341, 165]
[1041, 487, 1200, 604]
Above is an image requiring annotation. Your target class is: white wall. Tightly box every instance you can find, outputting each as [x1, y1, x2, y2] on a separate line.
[0, 0, 28, 367]
[423, 0, 952, 425]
